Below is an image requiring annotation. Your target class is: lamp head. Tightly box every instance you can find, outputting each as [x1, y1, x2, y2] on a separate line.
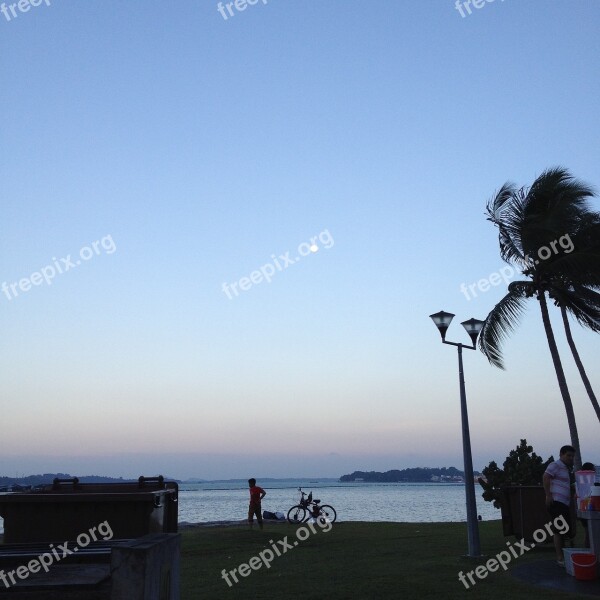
[429, 311, 455, 341]
[461, 318, 485, 346]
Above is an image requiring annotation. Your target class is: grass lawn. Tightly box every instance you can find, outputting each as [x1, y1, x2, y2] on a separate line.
[180, 519, 591, 599]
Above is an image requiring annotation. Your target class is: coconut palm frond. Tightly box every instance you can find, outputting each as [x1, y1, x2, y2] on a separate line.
[575, 215, 600, 247]
[486, 184, 528, 266]
[521, 169, 596, 260]
[498, 227, 527, 267]
[544, 251, 600, 289]
[551, 285, 600, 333]
[478, 281, 533, 370]
[485, 182, 517, 224]
[525, 167, 595, 222]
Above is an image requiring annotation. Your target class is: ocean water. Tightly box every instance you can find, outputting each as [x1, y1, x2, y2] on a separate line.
[0, 479, 501, 534]
[177, 479, 501, 523]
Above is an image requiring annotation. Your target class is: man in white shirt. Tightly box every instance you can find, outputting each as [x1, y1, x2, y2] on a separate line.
[543, 445, 575, 566]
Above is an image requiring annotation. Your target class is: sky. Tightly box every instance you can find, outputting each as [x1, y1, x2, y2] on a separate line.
[1, 0, 599, 480]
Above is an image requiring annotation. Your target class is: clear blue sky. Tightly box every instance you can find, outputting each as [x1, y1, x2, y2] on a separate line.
[1, 0, 599, 479]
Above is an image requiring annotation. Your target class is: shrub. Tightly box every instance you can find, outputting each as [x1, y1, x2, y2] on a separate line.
[479, 439, 553, 509]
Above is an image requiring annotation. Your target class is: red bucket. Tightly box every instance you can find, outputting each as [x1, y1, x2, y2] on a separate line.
[572, 553, 598, 581]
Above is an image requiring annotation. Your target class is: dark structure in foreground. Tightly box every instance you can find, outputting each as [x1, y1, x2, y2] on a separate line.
[0, 476, 180, 599]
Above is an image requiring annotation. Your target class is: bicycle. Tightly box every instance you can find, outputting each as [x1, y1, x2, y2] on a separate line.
[287, 487, 337, 524]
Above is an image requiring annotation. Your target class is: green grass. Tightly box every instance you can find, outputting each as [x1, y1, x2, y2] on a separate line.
[180, 520, 590, 599]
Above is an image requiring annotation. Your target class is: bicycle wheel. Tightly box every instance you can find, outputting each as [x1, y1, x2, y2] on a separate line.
[317, 504, 337, 524]
[287, 505, 307, 524]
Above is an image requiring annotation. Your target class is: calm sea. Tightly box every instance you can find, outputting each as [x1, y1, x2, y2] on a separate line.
[0, 479, 501, 533]
[176, 479, 500, 523]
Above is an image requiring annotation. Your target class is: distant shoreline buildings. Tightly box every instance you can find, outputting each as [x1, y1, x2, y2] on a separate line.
[340, 467, 484, 484]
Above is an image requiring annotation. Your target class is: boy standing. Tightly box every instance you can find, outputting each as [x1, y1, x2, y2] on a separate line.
[248, 478, 266, 530]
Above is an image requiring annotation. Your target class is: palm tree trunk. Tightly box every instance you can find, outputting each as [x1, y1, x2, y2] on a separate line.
[538, 292, 583, 470]
[561, 305, 600, 423]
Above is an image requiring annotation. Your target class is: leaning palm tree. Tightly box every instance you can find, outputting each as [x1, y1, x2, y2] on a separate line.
[548, 215, 600, 422]
[479, 168, 600, 469]
[561, 305, 600, 421]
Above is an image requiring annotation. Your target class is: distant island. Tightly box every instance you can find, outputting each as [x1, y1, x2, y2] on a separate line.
[340, 467, 482, 483]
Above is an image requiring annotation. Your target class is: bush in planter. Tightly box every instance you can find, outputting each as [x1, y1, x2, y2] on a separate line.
[479, 439, 553, 509]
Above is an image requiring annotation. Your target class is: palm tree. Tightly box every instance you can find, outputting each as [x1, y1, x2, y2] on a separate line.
[479, 168, 600, 470]
[549, 215, 600, 422]
[561, 305, 600, 421]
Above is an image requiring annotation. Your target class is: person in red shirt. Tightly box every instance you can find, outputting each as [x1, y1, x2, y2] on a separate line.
[248, 478, 266, 529]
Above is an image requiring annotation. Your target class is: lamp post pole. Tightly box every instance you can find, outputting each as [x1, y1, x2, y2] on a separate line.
[457, 343, 480, 557]
[429, 311, 483, 558]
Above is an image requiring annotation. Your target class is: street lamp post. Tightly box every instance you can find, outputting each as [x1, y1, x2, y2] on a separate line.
[429, 311, 484, 558]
